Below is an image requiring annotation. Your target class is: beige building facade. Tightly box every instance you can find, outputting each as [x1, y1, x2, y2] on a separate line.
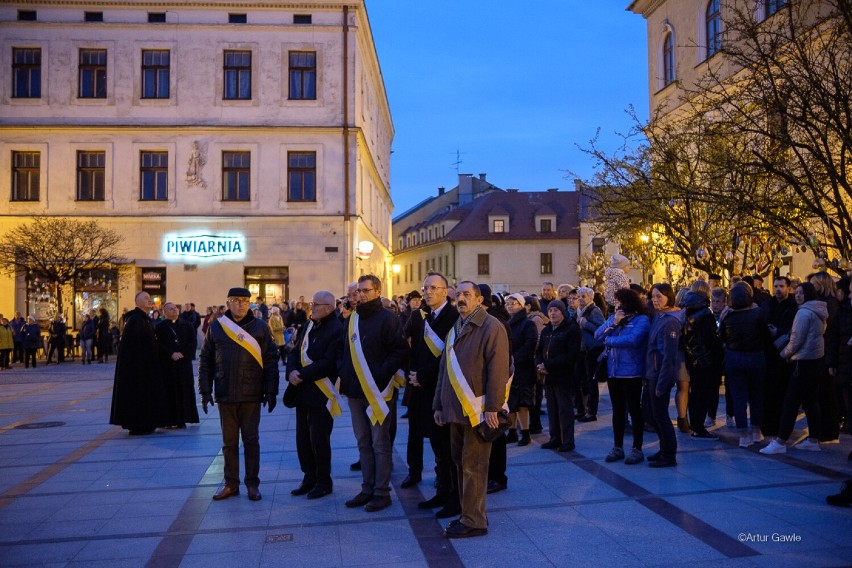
[0, 0, 393, 323]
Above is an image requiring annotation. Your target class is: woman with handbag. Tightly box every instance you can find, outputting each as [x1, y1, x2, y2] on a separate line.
[761, 282, 828, 454]
[595, 288, 650, 464]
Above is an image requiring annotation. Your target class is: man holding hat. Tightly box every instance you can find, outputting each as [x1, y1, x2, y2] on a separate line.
[199, 287, 280, 502]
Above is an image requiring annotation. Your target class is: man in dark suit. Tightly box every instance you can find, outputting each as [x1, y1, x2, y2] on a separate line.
[404, 272, 460, 518]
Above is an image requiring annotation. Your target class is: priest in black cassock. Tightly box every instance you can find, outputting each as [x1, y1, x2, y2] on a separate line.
[156, 302, 200, 429]
[109, 291, 168, 435]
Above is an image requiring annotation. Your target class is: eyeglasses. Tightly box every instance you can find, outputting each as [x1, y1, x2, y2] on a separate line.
[421, 286, 447, 293]
[357, 288, 375, 294]
[228, 298, 250, 305]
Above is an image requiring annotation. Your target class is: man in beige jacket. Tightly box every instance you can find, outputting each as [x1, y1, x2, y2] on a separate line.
[433, 281, 510, 538]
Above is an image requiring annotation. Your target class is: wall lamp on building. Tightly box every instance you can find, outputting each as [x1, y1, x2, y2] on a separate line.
[356, 240, 374, 260]
[392, 264, 401, 274]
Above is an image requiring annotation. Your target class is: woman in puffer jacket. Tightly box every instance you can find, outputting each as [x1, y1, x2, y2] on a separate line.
[761, 282, 828, 454]
[595, 288, 650, 464]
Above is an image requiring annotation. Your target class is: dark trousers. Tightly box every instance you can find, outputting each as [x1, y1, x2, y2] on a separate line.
[218, 402, 261, 489]
[643, 378, 677, 460]
[779, 358, 823, 441]
[47, 342, 65, 363]
[763, 356, 791, 437]
[487, 431, 507, 485]
[706, 369, 725, 420]
[349, 394, 395, 497]
[608, 377, 643, 449]
[817, 365, 840, 441]
[450, 422, 492, 529]
[24, 348, 37, 368]
[433, 423, 459, 502]
[0, 349, 10, 369]
[530, 379, 544, 430]
[687, 367, 719, 432]
[296, 405, 334, 489]
[12, 341, 23, 363]
[582, 349, 602, 416]
[545, 382, 575, 444]
[725, 350, 765, 430]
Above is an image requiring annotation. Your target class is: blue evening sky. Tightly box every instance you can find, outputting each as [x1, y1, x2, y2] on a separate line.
[366, 1, 649, 216]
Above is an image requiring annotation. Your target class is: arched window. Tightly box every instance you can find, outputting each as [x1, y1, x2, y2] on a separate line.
[706, 0, 721, 58]
[663, 30, 675, 86]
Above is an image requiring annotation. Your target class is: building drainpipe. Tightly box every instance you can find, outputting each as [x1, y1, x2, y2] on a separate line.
[342, 5, 352, 287]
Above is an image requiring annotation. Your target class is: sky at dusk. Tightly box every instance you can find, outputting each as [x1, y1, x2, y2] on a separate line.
[366, 1, 650, 217]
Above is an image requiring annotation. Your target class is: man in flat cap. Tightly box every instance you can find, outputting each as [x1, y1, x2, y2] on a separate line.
[199, 287, 280, 502]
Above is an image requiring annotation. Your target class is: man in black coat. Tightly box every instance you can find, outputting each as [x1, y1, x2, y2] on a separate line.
[109, 291, 167, 435]
[156, 302, 200, 429]
[198, 287, 280, 502]
[339, 274, 409, 513]
[404, 272, 460, 518]
[284, 290, 344, 500]
[759, 276, 798, 437]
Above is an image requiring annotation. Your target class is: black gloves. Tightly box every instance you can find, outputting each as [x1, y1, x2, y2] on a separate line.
[262, 393, 277, 413]
[201, 394, 214, 414]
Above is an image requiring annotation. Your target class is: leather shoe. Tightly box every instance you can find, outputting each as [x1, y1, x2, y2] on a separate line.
[648, 457, 677, 468]
[345, 492, 373, 508]
[400, 475, 421, 488]
[486, 480, 507, 494]
[364, 495, 392, 512]
[435, 502, 461, 519]
[557, 443, 576, 453]
[444, 521, 487, 538]
[291, 482, 315, 496]
[418, 494, 448, 509]
[212, 486, 240, 501]
[350, 460, 362, 471]
[306, 486, 332, 500]
[577, 415, 597, 423]
[541, 439, 561, 449]
[247, 486, 262, 501]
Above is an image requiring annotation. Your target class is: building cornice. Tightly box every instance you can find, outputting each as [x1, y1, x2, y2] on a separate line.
[6, 1, 361, 9]
[625, 0, 664, 18]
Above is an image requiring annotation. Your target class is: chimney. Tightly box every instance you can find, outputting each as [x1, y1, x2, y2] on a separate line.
[479, 173, 487, 182]
[507, 188, 519, 193]
[438, 187, 445, 196]
[547, 188, 558, 192]
[458, 174, 473, 205]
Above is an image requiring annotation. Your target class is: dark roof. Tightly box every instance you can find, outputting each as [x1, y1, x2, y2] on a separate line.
[400, 190, 580, 243]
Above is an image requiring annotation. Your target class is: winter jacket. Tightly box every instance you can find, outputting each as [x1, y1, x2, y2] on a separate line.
[339, 297, 409, 399]
[781, 300, 829, 362]
[0, 324, 13, 350]
[577, 303, 605, 352]
[198, 310, 280, 403]
[22, 322, 42, 350]
[536, 317, 581, 386]
[9, 317, 25, 341]
[826, 300, 852, 382]
[268, 313, 285, 346]
[595, 313, 649, 378]
[508, 310, 538, 387]
[645, 309, 683, 392]
[719, 307, 770, 353]
[284, 312, 344, 408]
[79, 319, 96, 341]
[680, 292, 723, 371]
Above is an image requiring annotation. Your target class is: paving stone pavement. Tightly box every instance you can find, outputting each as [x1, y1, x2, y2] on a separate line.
[0, 360, 850, 567]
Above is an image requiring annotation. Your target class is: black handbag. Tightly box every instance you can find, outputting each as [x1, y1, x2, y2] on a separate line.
[475, 409, 512, 442]
[594, 350, 610, 383]
[282, 383, 299, 408]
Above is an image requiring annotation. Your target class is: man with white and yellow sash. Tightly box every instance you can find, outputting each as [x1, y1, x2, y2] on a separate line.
[339, 274, 409, 513]
[284, 290, 344, 500]
[403, 272, 461, 520]
[433, 281, 510, 538]
[198, 287, 280, 502]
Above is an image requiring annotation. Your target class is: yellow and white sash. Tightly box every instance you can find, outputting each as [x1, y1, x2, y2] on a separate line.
[348, 312, 391, 425]
[300, 321, 343, 418]
[219, 315, 263, 368]
[423, 319, 445, 358]
[444, 327, 485, 427]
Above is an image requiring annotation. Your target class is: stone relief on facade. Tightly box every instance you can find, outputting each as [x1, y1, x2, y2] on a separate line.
[185, 141, 207, 189]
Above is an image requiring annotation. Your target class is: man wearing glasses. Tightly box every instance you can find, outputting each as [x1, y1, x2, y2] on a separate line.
[339, 274, 409, 512]
[404, 273, 461, 519]
[284, 290, 344, 500]
[198, 287, 280, 502]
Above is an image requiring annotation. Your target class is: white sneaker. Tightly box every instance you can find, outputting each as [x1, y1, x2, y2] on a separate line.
[726, 416, 735, 428]
[759, 440, 787, 454]
[704, 417, 716, 428]
[739, 435, 753, 448]
[752, 431, 765, 443]
[795, 439, 821, 452]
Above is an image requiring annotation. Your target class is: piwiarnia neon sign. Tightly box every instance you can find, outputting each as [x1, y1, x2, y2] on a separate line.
[162, 233, 246, 262]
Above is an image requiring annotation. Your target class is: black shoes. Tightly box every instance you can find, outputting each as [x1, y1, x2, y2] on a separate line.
[400, 475, 421, 488]
[291, 482, 315, 496]
[486, 480, 507, 494]
[212, 486, 240, 500]
[350, 460, 362, 471]
[541, 439, 560, 450]
[648, 456, 677, 468]
[557, 443, 576, 453]
[364, 495, 392, 512]
[444, 521, 487, 538]
[418, 494, 447, 509]
[306, 486, 333, 500]
[345, 491, 373, 508]
[691, 429, 719, 440]
[577, 415, 597, 423]
[435, 503, 461, 518]
[517, 430, 531, 446]
[506, 429, 519, 443]
[247, 486, 262, 501]
[826, 480, 852, 507]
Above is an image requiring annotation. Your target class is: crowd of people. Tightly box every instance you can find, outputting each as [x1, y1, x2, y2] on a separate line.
[97, 259, 851, 540]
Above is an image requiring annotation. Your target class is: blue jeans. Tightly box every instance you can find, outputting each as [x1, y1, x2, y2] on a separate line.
[725, 350, 765, 430]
